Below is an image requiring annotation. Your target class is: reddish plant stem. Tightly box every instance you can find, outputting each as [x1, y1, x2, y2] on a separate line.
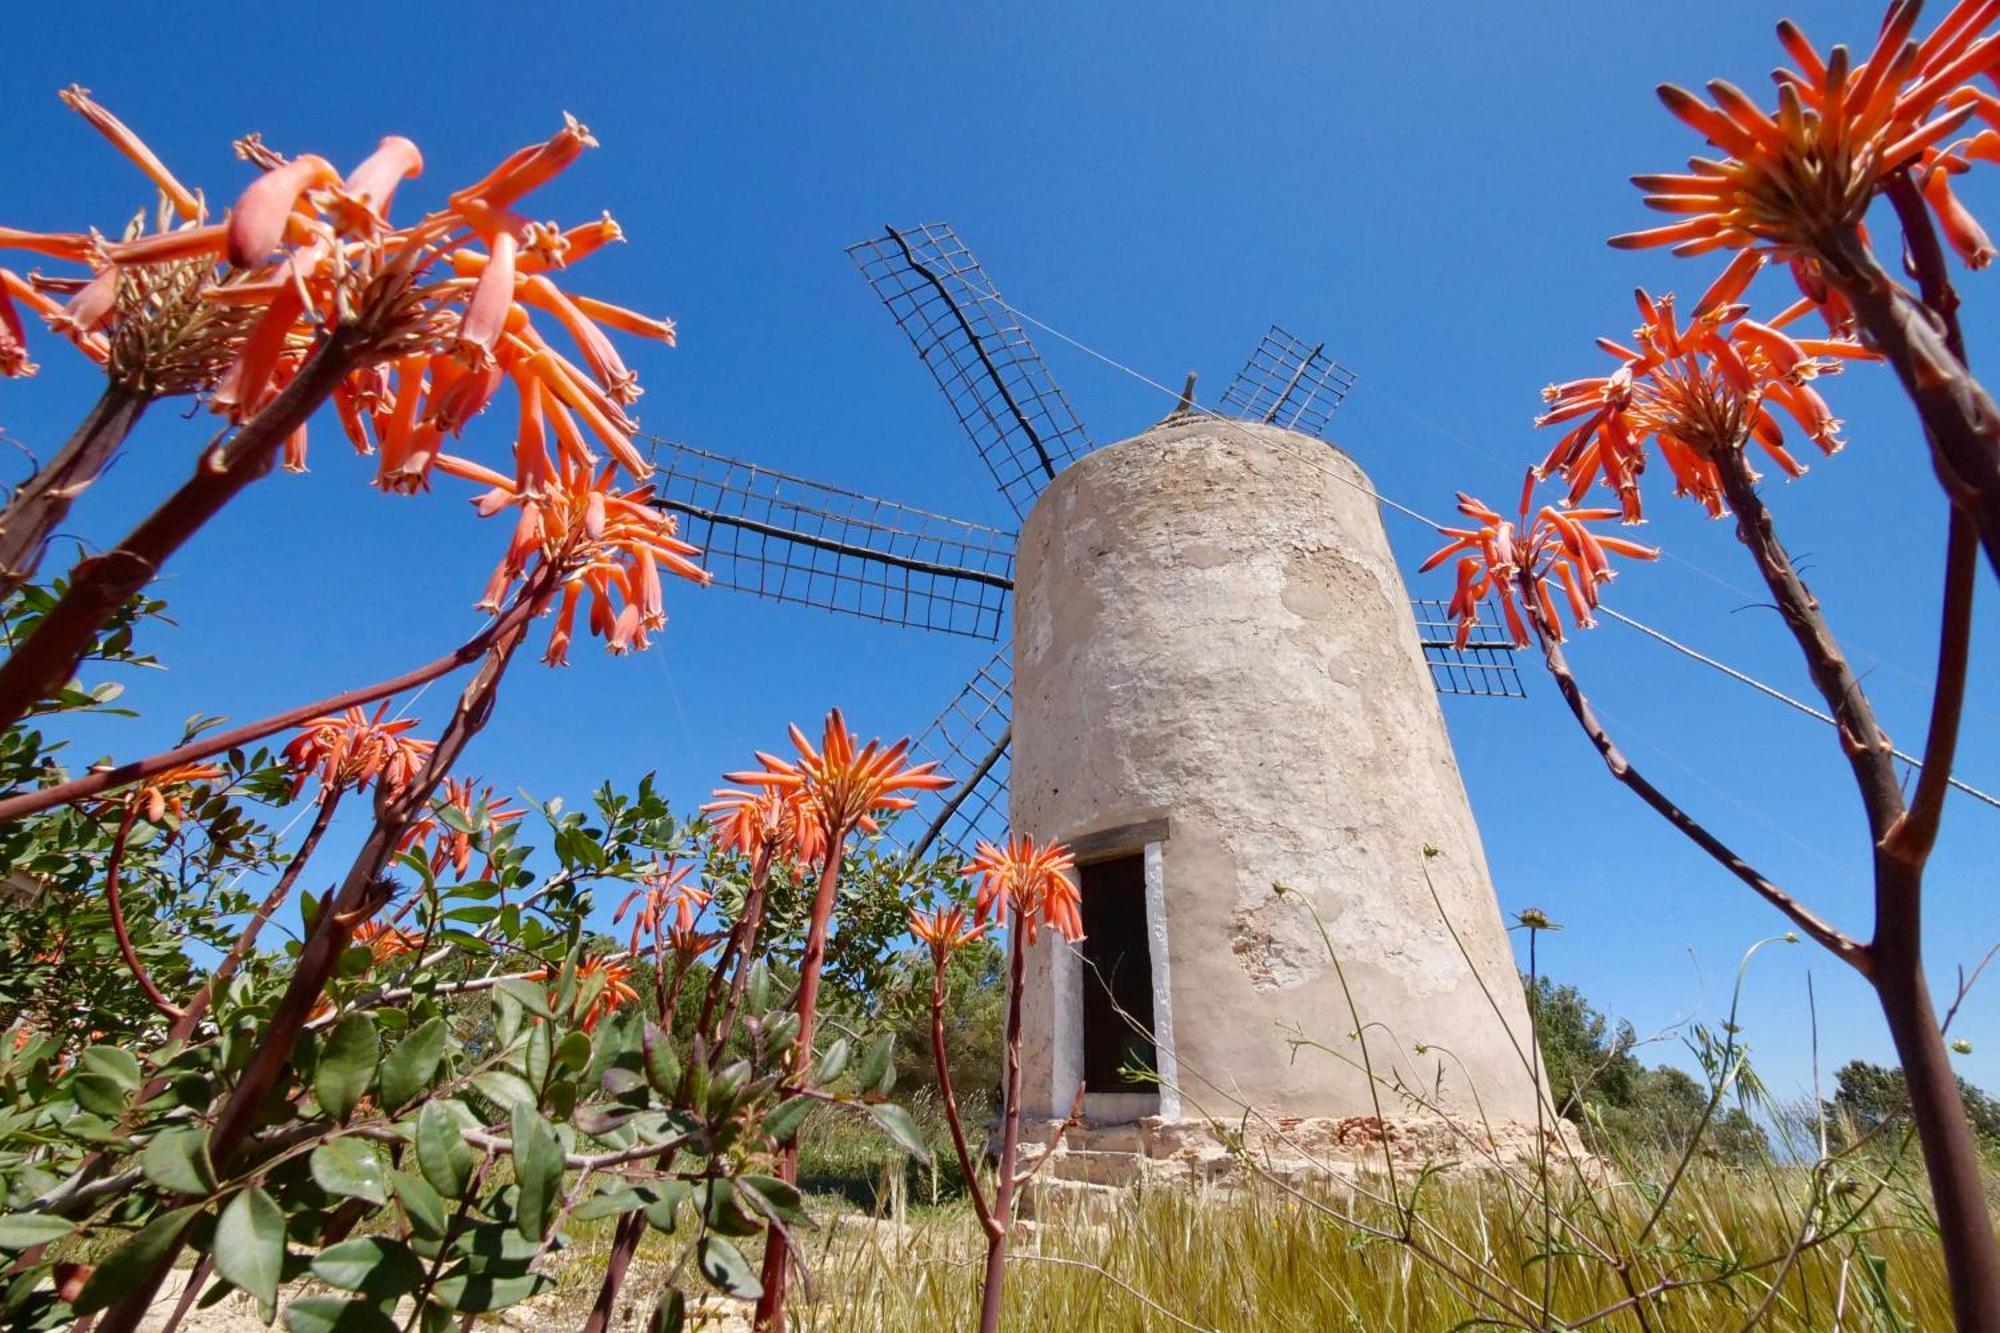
[1524, 588, 1866, 969]
[155, 1255, 211, 1333]
[0, 382, 151, 604]
[1709, 451, 1906, 845]
[1847, 180, 1999, 1330]
[927, 956, 995, 1238]
[704, 847, 772, 1058]
[0, 328, 359, 733]
[1880, 172, 1981, 868]
[91, 572, 552, 1333]
[1812, 218, 2000, 581]
[753, 837, 847, 1332]
[102, 806, 186, 1020]
[0, 602, 519, 825]
[979, 911, 1029, 1333]
[581, 1211, 648, 1333]
[170, 787, 343, 1038]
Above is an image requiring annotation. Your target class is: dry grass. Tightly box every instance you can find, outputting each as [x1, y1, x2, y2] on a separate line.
[504, 1151, 1961, 1332]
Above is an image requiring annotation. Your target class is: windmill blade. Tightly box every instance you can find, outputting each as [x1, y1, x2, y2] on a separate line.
[1217, 324, 1359, 441]
[848, 222, 1093, 520]
[897, 646, 1014, 862]
[1413, 599, 1526, 699]
[646, 436, 1015, 640]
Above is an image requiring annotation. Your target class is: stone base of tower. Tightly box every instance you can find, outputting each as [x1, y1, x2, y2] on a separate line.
[1013, 1112, 1584, 1210]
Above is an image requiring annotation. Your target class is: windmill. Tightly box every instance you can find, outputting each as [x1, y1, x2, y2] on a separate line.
[650, 221, 1522, 864]
[652, 224, 1548, 1158]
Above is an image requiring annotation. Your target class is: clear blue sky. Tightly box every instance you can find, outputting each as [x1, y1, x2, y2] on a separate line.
[3, 1, 1993, 1104]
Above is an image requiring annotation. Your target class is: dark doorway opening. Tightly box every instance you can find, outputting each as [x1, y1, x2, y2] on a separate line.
[1079, 852, 1158, 1091]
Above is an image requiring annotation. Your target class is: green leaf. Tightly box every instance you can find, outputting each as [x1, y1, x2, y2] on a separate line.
[213, 1187, 286, 1316]
[857, 1034, 896, 1096]
[79, 1045, 142, 1089]
[738, 1173, 809, 1226]
[554, 1029, 592, 1073]
[0, 1213, 73, 1250]
[315, 1014, 379, 1122]
[521, 1020, 551, 1089]
[141, 1126, 216, 1196]
[572, 1186, 645, 1221]
[391, 1171, 447, 1240]
[436, 802, 479, 835]
[70, 1073, 127, 1117]
[642, 1023, 680, 1096]
[697, 1234, 762, 1300]
[746, 961, 773, 1013]
[643, 1180, 690, 1234]
[494, 977, 555, 1021]
[869, 1103, 930, 1158]
[310, 1236, 426, 1298]
[762, 1096, 813, 1145]
[311, 1139, 388, 1206]
[471, 1070, 538, 1114]
[815, 1037, 850, 1084]
[379, 1018, 447, 1110]
[416, 1102, 475, 1200]
[73, 1206, 200, 1313]
[283, 1297, 400, 1333]
[432, 1268, 550, 1313]
[649, 1289, 686, 1333]
[510, 1102, 564, 1241]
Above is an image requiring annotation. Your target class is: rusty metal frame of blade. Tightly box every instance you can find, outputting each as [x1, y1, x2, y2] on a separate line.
[899, 646, 1014, 861]
[646, 436, 1016, 640]
[847, 222, 1093, 520]
[1410, 598, 1527, 699]
[1218, 324, 1359, 442]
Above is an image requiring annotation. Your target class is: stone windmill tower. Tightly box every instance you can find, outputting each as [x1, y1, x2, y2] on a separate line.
[647, 225, 1544, 1167]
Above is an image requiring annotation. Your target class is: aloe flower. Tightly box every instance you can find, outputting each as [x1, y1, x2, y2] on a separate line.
[724, 708, 952, 845]
[967, 834, 1082, 945]
[433, 448, 709, 664]
[282, 704, 434, 799]
[90, 761, 227, 825]
[909, 903, 987, 968]
[1614, 1, 2000, 268]
[699, 784, 826, 870]
[1421, 484, 1659, 649]
[613, 857, 712, 954]
[1533, 289, 1870, 522]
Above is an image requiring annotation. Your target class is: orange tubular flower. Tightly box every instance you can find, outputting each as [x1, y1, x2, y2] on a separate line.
[354, 920, 423, 966]
[572, 956, 639, 1032]
[1613, 1, 2000, 280]
[724, 709, 952, 847]
[699, 784, 827, 869]
[1533, 289, 1870, 523]
[1422, 482, 1660, 650]
[282, 703, 435, 799]
[92, 762, 227, 825]
[58, 85, 201, 221]
[433, 447, 709, 664]
[910, 904, 987, 968]
[407, 778, 524, 880]
[966, 835, 1081, 945]
[613, 857, 713, 954]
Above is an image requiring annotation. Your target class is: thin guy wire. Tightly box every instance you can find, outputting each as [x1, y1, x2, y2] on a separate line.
[956, 283, 2000, 812]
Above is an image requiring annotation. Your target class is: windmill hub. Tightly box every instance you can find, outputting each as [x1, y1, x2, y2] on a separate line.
[1009, 416, 1549, 1180]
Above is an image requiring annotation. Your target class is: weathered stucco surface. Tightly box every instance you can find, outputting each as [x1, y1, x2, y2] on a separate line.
[1011, 418, 1540, 1126]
